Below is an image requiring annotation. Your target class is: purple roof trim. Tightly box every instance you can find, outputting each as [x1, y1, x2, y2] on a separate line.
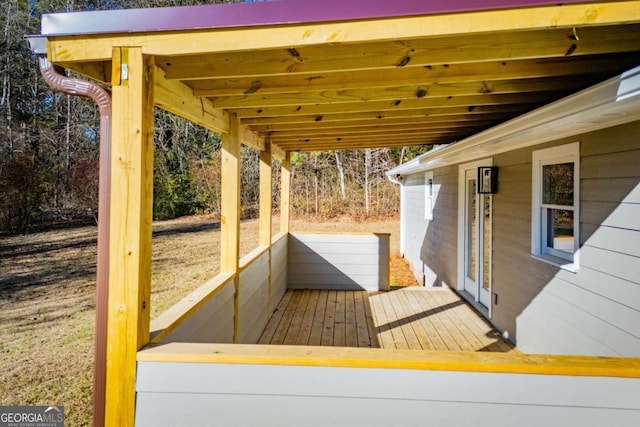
[41, 0, 601, 36]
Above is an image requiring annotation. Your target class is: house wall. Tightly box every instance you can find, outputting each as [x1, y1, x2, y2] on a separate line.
[401, 166, 457, 287]
[403, 120, 640, 356]
[287, 233, 390, 291]
[135, 359, 640, 426]
[502, 121, 640, 356]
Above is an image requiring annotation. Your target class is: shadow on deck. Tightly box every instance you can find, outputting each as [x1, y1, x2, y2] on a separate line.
[259, 287, 517, 353]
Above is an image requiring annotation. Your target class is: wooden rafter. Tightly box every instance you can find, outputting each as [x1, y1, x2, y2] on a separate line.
[45, 1, 640, 154]
[200, 75, 602, 108]
[183, 54, 639, 97]
[228, 92, 563, 119]
[156, 25, 640, 81]
[241, 110, 531, 132]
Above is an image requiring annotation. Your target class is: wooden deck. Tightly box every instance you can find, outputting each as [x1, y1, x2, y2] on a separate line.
[258, 287, 517, 352]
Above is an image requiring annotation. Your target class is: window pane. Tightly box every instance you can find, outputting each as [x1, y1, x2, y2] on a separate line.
[546, 209, 574, 254]
[482, 194, 491, 291]
[543, 163, 573, 206]
[467, 179, 476, 281]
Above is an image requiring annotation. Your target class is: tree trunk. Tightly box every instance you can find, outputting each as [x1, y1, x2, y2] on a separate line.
[335, 150, 346, 199]
[65, 94, 71, 170]
[364, 148, 371, 216]
[313, 154, 319, 216]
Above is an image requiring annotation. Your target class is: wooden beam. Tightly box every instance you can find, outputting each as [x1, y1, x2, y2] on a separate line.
[281, 139, 445, 152]
[56, 60, 111, 84]
[185, 53, 638, 96]
[154, 67, 264, 150]
[280, 153, 291, 234]
[230, 92, 562, 119]
[239, 124, 266, 151]
[260, 117, 495, 138]
[273, 130, 463, 145]
[276, 136, 454, 151]
[154, 66, 228, 134]
[48, 2, 640, 62]
[157, 26, 640, 80]
[259, 140, 272, 246]
[249, 115, 506, 133]
[271, 144, 287, 161]
[105, 47, 154, 427]
[202, 75, 598, 108]
[241, 105, 529, 126]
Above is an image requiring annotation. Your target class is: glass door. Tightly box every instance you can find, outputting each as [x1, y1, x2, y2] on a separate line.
[464, 170, 478, 299]
[463, 168, 491, 308]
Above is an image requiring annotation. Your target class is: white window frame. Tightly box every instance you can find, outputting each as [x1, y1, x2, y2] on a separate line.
[424, 171, 434, 220]
[531, 142, 580, 271]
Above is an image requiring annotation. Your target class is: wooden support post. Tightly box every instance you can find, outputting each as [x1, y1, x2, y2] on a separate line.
[259, 141, 273, 313]
[280, 152, 291, 234]
[220, 113, 241, 342]
[105, 47, 154, 427]
[259, 141, 273, 247]
[220, 113, 241, 272]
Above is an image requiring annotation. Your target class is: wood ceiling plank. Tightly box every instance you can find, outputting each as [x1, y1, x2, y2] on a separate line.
[203, 75, 600, 108]
[276, 138, 450, 152]
[273, 133, 467, 146]
[230, 92, 563, 119]
[268, 123, 488, 139]
[249, 115, 505, 133]
[185, 54, 637, 96]
[240, 104, 533, 126]
[49, 2, 640, 63]
[274, 131, 467, 144]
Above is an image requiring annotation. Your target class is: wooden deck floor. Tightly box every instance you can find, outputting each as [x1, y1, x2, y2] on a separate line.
[258, 287, 517, 352]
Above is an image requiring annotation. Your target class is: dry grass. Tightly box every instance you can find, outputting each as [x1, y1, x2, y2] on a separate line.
[0, 215, 412, 426]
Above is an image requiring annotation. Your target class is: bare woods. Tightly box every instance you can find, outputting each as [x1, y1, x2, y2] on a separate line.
[0, 1, 429, 235]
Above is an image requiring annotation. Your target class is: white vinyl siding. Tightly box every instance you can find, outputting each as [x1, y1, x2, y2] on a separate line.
[136, 359, 640, 427]
[287, 233, 389, 291]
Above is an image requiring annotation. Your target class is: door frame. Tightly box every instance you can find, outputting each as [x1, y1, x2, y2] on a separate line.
[457, 158, 493, 318]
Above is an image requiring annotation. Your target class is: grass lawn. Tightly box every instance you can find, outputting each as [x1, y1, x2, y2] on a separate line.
[0, 215, 414, 426]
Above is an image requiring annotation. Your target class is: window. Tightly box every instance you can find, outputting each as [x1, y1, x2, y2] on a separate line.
[425, 171, 434, 220]
[532, 143, 579, 269]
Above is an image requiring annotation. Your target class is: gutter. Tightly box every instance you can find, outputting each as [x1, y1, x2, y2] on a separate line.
[387, 173, 404, 186]
[31, 41, 111, 427]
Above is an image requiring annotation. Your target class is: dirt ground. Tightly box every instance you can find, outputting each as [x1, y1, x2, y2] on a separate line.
[0, 215, 415, 426]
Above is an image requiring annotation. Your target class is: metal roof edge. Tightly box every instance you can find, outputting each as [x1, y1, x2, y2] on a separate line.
[40, 0, 599, 37]
[387, 65, 640, 176]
